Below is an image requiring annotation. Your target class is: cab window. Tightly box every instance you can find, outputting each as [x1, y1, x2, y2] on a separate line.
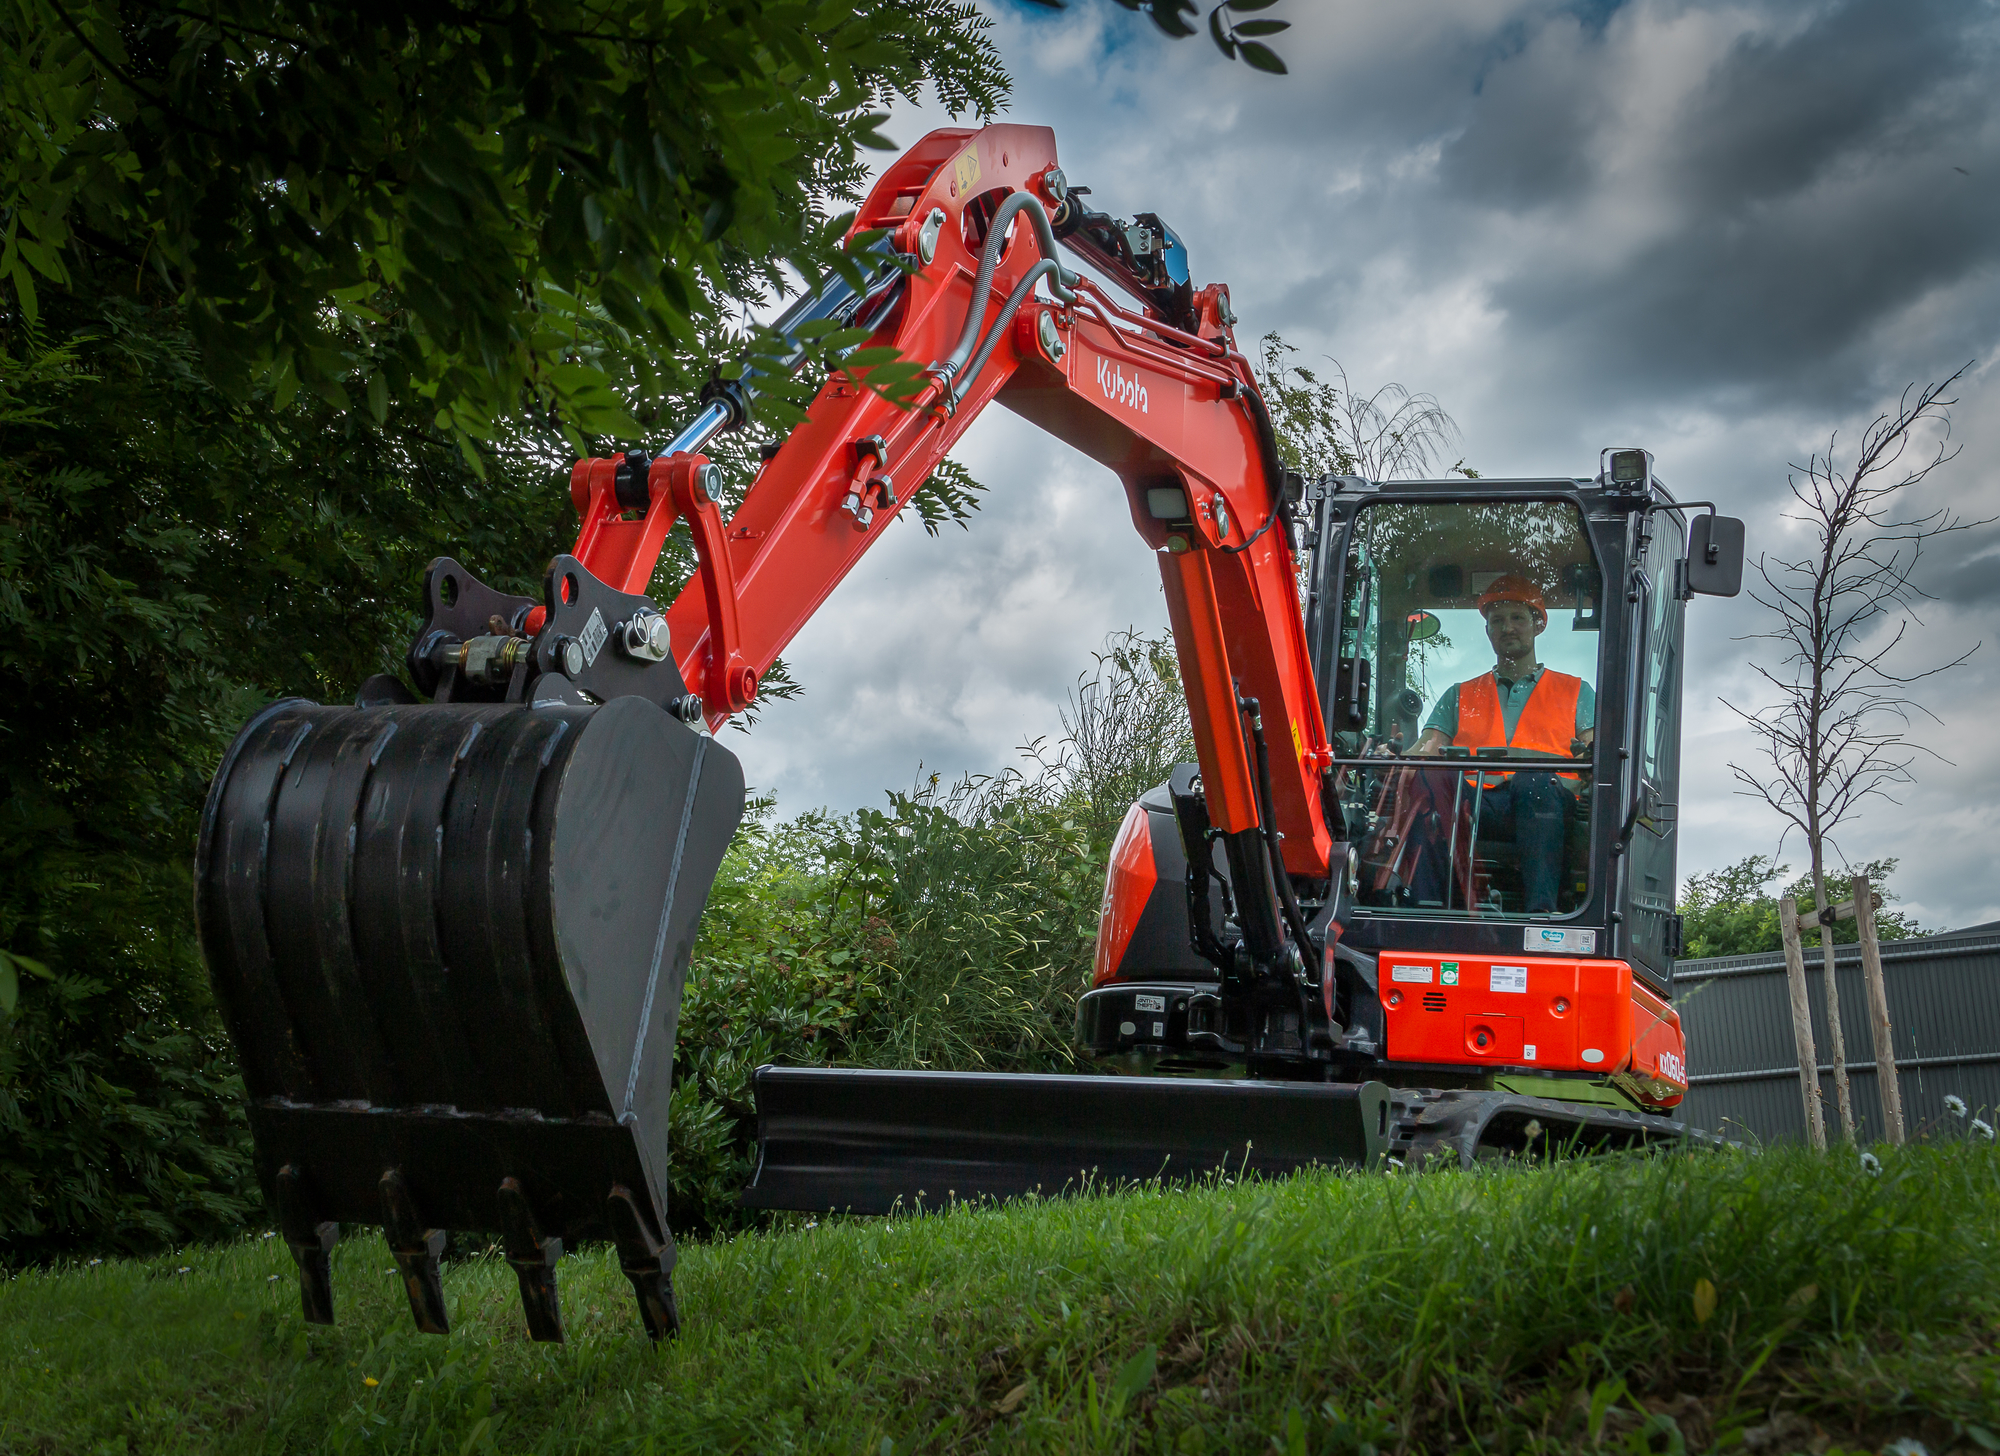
[1331, 499, 1602, 919]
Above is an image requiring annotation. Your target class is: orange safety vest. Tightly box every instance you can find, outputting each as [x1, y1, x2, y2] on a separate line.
[1452, 669, 1584, 786]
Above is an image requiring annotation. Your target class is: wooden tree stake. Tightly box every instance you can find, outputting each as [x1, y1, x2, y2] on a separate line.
[1779, 896, 1827, 1151]
[1812, 887, 1856, 1143]
[1853, 873, 1905, 1145]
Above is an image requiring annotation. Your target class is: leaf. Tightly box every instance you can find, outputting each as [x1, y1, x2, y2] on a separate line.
[1232, 19, 1289, 35]
[1586, 1378, 1628, 1442]
[996, 1381, 1030, 1414]
[367, 371, 389, 426]
[1784, 1282, 1819, 1309]
[1207, 5, 1234, 56]
[8, 260, 39, 325]
[1110, 1343, 1156, 1410]
[2, 949, 54, 1011]
[853, 114, 896, 150]
[1692, 1277, 1718, 1325]
[1238, 40, 1287, 73]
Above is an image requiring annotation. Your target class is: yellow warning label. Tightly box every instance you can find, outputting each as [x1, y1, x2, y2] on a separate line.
[1291, 717, 1302, 759]
[952, 147, 982, 195]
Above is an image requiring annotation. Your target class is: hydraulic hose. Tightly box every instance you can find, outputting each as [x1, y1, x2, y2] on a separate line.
[949, 258, 1059, 408]
[1240, 695, 1322, 967]
[930, 191, 1078, 395]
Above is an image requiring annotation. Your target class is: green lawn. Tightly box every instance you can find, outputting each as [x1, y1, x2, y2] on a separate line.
[4, 1141, 1996, 1454]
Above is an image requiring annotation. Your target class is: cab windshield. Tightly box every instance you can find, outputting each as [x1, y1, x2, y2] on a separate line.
[1330, 498, 1601, 918]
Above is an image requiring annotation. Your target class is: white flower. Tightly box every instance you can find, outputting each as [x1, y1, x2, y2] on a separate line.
[1972, 1118, 1996, 1142]
[1882, 1439, 1929, 1456]
[1944, 1095, 1968, 1118]
[1859, 1152, 1882, 1174]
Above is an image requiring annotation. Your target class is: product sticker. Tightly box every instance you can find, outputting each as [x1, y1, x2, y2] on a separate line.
[1440, 967, 1460, 986]
[1134, 994, 1166, 1012]
[1489, 964, 1529, 994]
[1528, 926, 1597, 955]
[1152, 1021, 1166, 1038]
[1390, 963, 1434, 984]
[1523, 1044, 1538, 1061]
[578, 607, 609, 667]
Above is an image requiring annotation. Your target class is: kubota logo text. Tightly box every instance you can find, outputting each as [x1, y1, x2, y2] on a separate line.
[1657, 1050, 1685, 1084]
[1097, 359, 1149, 414]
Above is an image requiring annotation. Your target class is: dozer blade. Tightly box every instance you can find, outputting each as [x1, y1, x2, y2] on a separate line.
[195, 695, 744, 1341]
[740, 1066, 1394, 1213]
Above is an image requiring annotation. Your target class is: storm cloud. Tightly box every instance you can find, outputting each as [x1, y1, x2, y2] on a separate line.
[727, 0, 2000, 929]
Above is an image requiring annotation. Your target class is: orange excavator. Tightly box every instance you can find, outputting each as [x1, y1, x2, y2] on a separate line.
[194, 123, 1746, 1344]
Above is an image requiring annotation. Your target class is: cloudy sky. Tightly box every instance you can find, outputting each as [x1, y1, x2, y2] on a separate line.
[726, 0, 2000, 932]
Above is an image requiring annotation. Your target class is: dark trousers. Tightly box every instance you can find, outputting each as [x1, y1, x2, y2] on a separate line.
[1408, 772, 1571, 913]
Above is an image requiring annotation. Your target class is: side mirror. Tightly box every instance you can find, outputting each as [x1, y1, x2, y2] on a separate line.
[1685, 514, 1745, 597]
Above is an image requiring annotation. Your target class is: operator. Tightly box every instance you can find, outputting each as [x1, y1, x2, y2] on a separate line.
[1407, 574, 1593, 913]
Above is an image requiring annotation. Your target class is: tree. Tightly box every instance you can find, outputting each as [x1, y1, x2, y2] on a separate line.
[1723, 366, 1980, 1140]
[1, 0, 1007, 453]
[1254, 333, 1473, 482]
[1679, 855, 1925, 960]
[0, 1, 1011, 1261]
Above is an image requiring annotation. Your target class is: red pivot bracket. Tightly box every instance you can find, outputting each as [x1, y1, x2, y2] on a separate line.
[654, 452, 757, 715]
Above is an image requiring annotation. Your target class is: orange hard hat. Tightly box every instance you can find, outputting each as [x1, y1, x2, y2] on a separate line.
[1476, 573, 1547, 620]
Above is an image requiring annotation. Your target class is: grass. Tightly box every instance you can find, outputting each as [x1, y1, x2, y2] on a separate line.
[3, 1141, 1997, 1455]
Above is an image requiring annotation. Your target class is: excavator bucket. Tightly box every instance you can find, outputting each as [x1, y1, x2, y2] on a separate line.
[195, 695, 743, 1341]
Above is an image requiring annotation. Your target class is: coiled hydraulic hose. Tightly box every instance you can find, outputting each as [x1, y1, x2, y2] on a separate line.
[930, 191, 1079, 405]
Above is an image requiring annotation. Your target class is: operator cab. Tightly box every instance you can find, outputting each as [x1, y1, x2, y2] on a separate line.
[1328, 496, 1604, 921]
[1306, 465, 1724, 992]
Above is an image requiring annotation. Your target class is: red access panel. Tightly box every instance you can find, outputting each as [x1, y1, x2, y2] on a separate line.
[1377, 951, 1687, 1102]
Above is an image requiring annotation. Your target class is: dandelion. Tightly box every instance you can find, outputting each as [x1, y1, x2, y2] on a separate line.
[1859, 1152, 1882, 1174]
[363, 1377, 379, 1387]
[1945, 1095, 1968, 1118]
[1973, 1119, 1996, 1141]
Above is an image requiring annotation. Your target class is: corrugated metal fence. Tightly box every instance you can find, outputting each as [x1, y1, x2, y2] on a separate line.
[1674, 921, 2000, 1143]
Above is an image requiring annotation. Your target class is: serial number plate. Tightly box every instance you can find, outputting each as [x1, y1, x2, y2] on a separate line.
[1528, 926, 1597, 954]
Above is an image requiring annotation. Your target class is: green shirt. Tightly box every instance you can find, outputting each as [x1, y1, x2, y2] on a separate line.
[1423, 667, 1595, 744]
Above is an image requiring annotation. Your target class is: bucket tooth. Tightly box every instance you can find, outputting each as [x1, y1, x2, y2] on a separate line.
[379, 1169, 450, 1335]
[497, 1177, 565, 1343]
[274, 1164, 338, 1326]
[607, 1184, 679, 1341]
